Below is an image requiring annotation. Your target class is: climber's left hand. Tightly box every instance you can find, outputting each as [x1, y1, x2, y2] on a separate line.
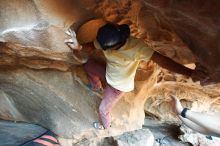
[64, 28, 82, 51]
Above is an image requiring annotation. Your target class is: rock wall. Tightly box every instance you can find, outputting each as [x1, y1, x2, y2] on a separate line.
[59, 129, 154, 146]
[0, 69, 101, 137]
[0, 1, 155, 140]
[0, 0, 220, 144]
[141, 0, 220, 85]
[144, 66, 220, 122]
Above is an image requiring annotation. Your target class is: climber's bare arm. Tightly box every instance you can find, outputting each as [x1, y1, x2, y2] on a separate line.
[150, 52, 193, 76]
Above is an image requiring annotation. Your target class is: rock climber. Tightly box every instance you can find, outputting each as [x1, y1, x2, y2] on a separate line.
[65, 23, 194, 130]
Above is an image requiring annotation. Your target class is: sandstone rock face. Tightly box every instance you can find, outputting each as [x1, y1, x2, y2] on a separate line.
[0, 66, 157, 140]
[0, 69, 101, 138]
[1, 0, 220, 145]
[0, 0, 98, 71]
[59, 129, 154, 146]
[144, 66, 220, 122]
[109, 129, 154, 146]
[0, 71, 154, 141]
[140, 0, 220, 85]
[0, 120, 47, 146]
[180, 126, 220, 146]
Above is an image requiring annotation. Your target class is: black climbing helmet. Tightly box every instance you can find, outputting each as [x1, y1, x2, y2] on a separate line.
[96, 23, 130, 50]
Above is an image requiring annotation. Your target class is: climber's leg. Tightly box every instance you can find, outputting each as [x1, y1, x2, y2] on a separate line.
[83, 59, 106, 89]
[99, 85, 124, 129]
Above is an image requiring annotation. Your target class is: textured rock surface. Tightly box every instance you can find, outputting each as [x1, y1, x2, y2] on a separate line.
[0, 0, 95, 70]
[144, 118, 220, 146]
[144, 66, 220, 122]
[1, 0, 220, 145]
[0, 69, 100, 138]
[144, 118, 188, 146]
[179, 126, 220, 146]
[1, 0, 220, 81]
[141, 0, 220, 84]
[110, 129, 154, 146]
[1, 0, 220, 74]
[0, 67, 156, 139]
[59, 129, 154, 146]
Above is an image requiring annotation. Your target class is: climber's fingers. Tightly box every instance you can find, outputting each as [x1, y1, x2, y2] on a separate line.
[64, 38, 74, 43]
[65, 28, 76, 37]
[65, 41, 82, 51]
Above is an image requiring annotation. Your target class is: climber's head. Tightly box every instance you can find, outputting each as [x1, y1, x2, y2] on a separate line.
[96, 23, 130, 50]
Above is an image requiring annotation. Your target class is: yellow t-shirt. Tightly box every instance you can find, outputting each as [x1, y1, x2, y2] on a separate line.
[94, 37, 154, 92]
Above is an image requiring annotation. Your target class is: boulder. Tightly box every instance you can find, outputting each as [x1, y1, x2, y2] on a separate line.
[0, 69, 100, 138]
[179, 126, 220, 146]
[59, 129, 154, 146]
[0, 67, 156, 139]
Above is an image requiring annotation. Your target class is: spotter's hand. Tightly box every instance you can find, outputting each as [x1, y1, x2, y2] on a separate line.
[170, 95, 183, 115]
